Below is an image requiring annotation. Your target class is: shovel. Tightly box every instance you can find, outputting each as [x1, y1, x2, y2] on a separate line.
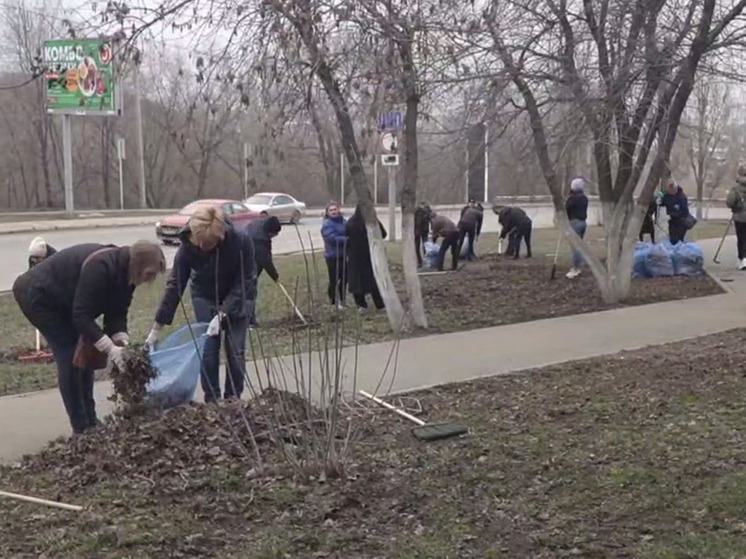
[359, 390, 468, 441]
[277, 281, 308, 325]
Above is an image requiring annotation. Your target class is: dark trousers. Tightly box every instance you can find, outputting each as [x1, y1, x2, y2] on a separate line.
[668, 220, 687, 244]
[736, 221, 746, 259]
[325, 255, 347, 304]
[415, 234, 426, 267]
[507, 225, 532, 258]
[192, 297, 247, 403]
[458, 223, 477, 260]
[13, 278, 96, 434]
[437, 230, 460, 271]
[354, 290, 384, 310]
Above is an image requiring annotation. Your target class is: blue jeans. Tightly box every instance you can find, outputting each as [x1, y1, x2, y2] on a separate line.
[192, 297, 248, 402]
[570, 219, 587, 269]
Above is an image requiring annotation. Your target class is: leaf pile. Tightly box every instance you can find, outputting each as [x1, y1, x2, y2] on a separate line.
[16, 388, 347, 490]
[107, 345, 158, 416]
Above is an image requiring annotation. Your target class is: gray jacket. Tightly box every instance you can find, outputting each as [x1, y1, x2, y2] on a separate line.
[726, 178, 746, 223]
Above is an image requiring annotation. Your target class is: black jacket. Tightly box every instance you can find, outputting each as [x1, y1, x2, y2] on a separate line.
[28, 244, 57, 269]
[565, 191, 589, 221]
[661, 187, 690, 224]
[17, 243, 133, 344]
[245, 218, 279, 281]
[346, 208, 386, 295]
[497, 207, 532, 238]
[459, 206, 484, 236]
[155, 221, 256, 325]
[414, 205, 431, 239]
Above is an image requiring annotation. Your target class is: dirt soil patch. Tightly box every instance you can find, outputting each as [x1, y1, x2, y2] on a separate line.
[2, 329, 746, 557]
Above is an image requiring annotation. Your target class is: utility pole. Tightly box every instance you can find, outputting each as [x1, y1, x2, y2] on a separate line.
[133, 55, 147, 209]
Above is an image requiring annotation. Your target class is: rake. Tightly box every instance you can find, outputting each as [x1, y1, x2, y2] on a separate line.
[359, 390, 468, 441]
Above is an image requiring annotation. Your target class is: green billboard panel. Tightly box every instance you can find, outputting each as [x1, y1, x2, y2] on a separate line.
[43, 38, 120, 115]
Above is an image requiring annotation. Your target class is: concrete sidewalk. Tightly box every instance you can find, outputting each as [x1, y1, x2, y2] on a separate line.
[2, 288, 745, 464]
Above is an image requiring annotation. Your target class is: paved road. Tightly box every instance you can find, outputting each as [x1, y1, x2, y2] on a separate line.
[0, 203, 731, 293]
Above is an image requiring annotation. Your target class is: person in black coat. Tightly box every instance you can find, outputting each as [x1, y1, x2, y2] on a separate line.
[458, 200, 484, 260]
[640, 199, 658, 243]
[28, 236, 57, 269]
[12, 241, 166, 434]
[346, 204, 386, 310]
[661, 179, 691, 244]
[245, 216, 281, 326]
[494, 205, 532, 258]
[148, 206, 256, 403]
[414, 201, 432, 267]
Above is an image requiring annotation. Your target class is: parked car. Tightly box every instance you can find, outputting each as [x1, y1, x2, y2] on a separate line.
[155, 199, 264, 244]
[243, 192, 307, 224]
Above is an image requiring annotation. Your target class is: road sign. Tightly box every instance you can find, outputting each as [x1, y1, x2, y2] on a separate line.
[381, 132, 397, 153]
[381, 154, 399, 166]
[379, 110, 403, 130]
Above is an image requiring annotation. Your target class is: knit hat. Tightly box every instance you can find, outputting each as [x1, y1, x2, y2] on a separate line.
[570, 178, 585, 192]
[28, 236, 47, 258]
[738, 164, 746, 177]
[262, 215, 282, 235]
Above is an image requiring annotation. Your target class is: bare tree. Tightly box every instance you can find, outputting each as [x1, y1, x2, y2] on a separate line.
[479, 0, 746, 302]
[679, 78, 731, 219]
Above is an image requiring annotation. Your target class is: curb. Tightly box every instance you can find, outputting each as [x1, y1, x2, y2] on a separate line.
[0, 219, 161, 236]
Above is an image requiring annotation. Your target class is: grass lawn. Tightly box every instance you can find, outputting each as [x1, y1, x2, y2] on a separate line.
[0, 221, 728, 397]
[1, 328, 746, 557]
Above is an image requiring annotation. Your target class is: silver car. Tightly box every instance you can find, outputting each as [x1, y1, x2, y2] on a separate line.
[243, 192, 307, 224]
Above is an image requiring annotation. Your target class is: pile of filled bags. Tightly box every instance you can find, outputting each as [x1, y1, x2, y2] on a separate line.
[633, 241, 704, 278]
[424, 241, 440, 269]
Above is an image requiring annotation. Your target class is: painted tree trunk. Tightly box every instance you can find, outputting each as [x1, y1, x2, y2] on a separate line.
[401, 212, 427, 328]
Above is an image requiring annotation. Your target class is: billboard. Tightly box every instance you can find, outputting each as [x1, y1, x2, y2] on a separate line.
[467, 122, 485, 201]
[43, 38, 119, 115]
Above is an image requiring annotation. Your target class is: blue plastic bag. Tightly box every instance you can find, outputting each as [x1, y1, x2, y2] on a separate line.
[459, 237, 471, 258]
[672, 242, 704, 276]
[644, 241, 675, 277]
[424, 241, 440, 269]
[146, 323, 209, 409]
[632, 241, 652, 278]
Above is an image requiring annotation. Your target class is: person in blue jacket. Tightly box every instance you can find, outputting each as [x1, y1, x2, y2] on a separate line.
[321, 201, 347, 308]
[661, 179, 690, 244]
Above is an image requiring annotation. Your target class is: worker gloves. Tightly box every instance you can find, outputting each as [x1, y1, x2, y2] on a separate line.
[207, 312, 226, 337]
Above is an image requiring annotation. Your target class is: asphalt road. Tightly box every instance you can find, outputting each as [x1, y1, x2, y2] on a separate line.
[0, 203, 729, 293]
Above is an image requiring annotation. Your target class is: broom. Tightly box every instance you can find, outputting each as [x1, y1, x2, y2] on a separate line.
[358, 390, 468, 441]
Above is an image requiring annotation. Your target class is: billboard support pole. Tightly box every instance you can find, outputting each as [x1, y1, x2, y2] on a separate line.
[62, 114, 74, 216]
[133, 61, 147, 209]
[387, 165, 396, 243]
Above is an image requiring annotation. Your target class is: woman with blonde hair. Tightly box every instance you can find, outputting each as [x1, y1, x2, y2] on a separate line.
[147, 205, 256, 403]
[13, 240, 166, 435]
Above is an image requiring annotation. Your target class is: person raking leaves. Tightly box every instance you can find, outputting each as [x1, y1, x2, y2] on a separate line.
[494, 204, 533, 258]
[245, 215, 282, 326]
[430, 210, 461, 271]
[146, 206, 256, 403]
[12, 240, 166, 436]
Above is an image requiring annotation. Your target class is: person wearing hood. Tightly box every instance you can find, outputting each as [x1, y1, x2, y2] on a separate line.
[245, 215, 282, 326]
[28, 236, 57, 268]
[13, 240, 165, 435]
[148, 206, 256, 403]
[321, 201, 347, 307]
[458, 200, 484, 261]
[639, 198, 659, 243]
[346, 204, 387, 311]
[661, 178, 691, 244]
[726, 164, 746, 269]
[430, 210, 460, 271]
[494, 205, 532, 258]
[565, 177, 589, 278]
[414, 201, 432, 267]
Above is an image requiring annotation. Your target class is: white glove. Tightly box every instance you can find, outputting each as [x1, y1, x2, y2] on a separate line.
[145, 324, 163, 351]
[207, 312, 225, 337]
[94, 335, 126, 370]
[112, 332, 129, 346]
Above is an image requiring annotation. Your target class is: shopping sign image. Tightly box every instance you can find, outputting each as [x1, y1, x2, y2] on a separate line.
[43, 38, 119, 115]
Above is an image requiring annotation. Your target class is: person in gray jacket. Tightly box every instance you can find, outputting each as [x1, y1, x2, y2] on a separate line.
[726, 164, 746, 270]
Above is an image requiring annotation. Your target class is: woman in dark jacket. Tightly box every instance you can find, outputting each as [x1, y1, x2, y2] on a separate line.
[28, 236, 57, 268]
[661, 179, 690, 244]
[147, 206, 256, 403]
[12, 241, 166, 435]
[321, 201, 347, 307]
[345, 204, 386, 311]
[639, 199, 658, 243]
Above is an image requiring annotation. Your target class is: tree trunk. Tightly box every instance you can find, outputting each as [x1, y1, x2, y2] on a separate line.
[400, 93, 427, 328]
[101, 120, 112, 208]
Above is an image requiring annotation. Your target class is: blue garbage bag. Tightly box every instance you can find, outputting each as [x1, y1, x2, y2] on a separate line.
[644, 241, 675, 277]
[459, 237, 471, 259]
[632, 241, 652, 278]
[672, 242, 704, 276]
[146, 323, 209, 409]
[424, 241, 440, 269]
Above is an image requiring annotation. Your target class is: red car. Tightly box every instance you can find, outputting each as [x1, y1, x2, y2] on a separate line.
[155, 199, 265, 245]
